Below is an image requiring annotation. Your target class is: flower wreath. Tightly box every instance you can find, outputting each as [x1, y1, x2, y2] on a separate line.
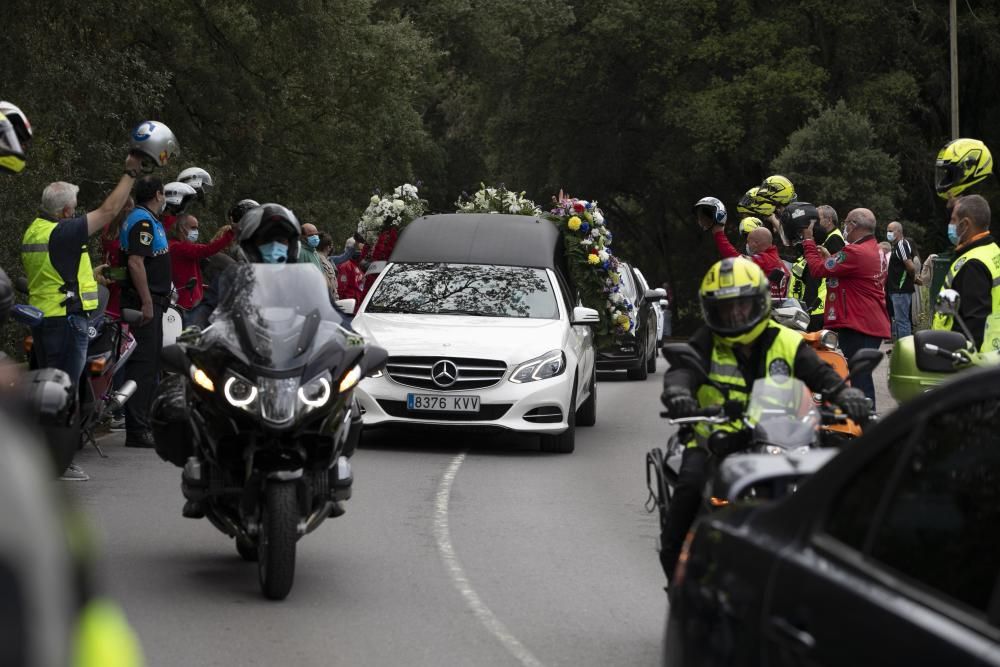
[455, 185, 636, 347]
[357, 183, 427, 262]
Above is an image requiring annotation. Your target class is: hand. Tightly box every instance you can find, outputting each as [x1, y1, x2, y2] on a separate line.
[212, 225, 232, 241]
[661, 386, 698, 418]
[914, 275, 924, 286]
[93, 264, 111, 286]
[834, 387, 869, 424]
[125, 152, 143, 176]
[141, 302, 154, 326]
[801, 221, 814, 241]
[817, 246, 831, 259]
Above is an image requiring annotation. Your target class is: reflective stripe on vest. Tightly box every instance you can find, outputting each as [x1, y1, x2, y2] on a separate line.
[21, 217, 99, 316]
[692, 322, 802, 446]
[789, 257, 826, 316]
[932, 242, 1000, 352]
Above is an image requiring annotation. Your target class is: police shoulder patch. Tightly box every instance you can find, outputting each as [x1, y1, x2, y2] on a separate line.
[768, 359, 791, 377]
[139, 231, 153, 246]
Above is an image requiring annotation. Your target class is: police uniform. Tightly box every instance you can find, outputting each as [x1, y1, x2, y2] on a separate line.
[932, 234, 1000, 352]
[119, 206, 172, 439]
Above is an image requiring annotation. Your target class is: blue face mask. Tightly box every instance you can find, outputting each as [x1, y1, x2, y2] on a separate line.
[886, 231, 895, 242]
[258, 241, 289, 264]
[306, 234, 320, 248]
[947, 223, 960, 246]
[186, 230, 199, 243]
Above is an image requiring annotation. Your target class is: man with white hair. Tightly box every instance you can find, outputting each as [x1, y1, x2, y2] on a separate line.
[21, 152, 143, 480]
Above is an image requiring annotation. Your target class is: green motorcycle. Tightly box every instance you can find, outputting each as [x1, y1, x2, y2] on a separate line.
[889, 288, 1000, 402]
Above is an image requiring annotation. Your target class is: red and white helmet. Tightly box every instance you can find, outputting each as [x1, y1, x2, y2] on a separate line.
[129, 121, 180, 168]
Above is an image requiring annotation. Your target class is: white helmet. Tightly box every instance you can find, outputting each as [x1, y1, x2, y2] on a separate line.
[163, 181, 197, 215]
[129, 121, 179, 169]
[693, 196, 727, 227]
[177, 167, 213, 196]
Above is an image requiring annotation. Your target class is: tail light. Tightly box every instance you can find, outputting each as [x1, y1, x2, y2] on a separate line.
[709, 496, 730, 507]
[23, 336, 33, 354]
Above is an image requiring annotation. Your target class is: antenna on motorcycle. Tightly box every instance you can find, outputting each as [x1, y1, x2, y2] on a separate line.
[824, 349, 883, 397]
[936, 288, 976, 344]
[661, 342, 731, 398]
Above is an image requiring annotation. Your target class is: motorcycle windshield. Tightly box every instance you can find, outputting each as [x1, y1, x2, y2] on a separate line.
[208, 263, 347, 372]
[746, 377, 819, 449]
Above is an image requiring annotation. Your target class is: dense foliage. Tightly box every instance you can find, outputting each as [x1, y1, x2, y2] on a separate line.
[2, 0, 998, 347]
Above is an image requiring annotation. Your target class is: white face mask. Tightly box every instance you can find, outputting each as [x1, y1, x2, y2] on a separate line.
[186, 229, 199, 243]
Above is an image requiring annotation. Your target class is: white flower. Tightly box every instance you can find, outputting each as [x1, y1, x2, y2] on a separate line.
[392, 199, 405, 212]
[598, 250, 610, 263]
[370, 195, 380, 204]
[611, 292, 624, 304]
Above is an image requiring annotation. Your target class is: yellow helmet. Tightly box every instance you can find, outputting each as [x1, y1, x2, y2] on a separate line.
[738, 217, 763, 237]
[935, 138, 992, 199]
[699, 257, 772, 345]
[736, 187, 776, 217]
[758, 175, 796, 206]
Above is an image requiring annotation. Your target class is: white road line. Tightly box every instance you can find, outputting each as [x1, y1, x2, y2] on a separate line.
[434, 452, 547, 667]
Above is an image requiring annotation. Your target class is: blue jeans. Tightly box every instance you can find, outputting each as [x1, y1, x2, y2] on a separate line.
[34, 314, 91, 387]
[889, 292, 913, 340]
[837, 328, 882, 411]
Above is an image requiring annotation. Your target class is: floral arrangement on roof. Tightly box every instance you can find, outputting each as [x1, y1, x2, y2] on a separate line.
[357, 183, 428, 262]
[455, 184, 543, 216]
[549, 193, 636, 345]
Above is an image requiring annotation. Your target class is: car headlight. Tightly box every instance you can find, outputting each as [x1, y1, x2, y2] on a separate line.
[300, 373, 333, 408]
[223, 374, 258, 408]
[509, 350, 566, 384]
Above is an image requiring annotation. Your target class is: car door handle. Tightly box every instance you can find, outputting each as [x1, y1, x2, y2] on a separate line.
[768, 616, 815, 651]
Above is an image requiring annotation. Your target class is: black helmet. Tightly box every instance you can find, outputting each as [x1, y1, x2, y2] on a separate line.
[228, 198, 260, 225]
[237, 203, 300, 263]
[780, 202, 819, 244]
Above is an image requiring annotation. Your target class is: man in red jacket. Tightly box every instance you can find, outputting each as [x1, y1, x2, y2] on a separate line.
[801, 207, 890, 409]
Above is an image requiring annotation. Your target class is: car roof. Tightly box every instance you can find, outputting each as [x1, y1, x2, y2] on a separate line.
[390, 214, 565, 271]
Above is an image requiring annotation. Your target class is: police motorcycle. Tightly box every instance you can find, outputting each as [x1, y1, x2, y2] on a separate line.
[888, 288, 1000, 402]
[152, 261, 387, 600]
[645, 343, 880, 543]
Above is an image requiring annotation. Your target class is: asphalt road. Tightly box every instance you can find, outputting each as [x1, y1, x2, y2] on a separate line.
[66, 366, 671, 667]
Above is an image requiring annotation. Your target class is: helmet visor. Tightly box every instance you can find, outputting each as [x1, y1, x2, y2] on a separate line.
[935, 162, 963, 192]
[703, 294, 768, 335]
[0, 118, 24, 159]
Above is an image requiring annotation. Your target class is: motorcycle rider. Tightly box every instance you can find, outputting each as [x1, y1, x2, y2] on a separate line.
[658, 257, 868, 581]
[697, 196, 790, 298]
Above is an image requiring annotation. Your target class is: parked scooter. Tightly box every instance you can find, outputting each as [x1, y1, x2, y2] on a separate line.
[888, 288, 1000, 402]
[150, 263, 386, 600]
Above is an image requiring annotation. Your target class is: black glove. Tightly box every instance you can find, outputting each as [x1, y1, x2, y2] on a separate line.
[661, 385, 698, 418]
[834, 387, 869, 424]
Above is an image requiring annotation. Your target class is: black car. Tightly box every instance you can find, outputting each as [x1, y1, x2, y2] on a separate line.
[597, 262, 659, 380]
[664, 365, 1000, 666]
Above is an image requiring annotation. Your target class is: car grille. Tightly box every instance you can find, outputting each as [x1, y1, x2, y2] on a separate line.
[385, 356, 507, 391]
[376, 400, 512, 421]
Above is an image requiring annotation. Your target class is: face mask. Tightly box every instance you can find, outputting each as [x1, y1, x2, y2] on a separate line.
[306, 234, 320, 248]
[258, 241, 288, 264]
[186, 230, 199, 243]
[157, 199, 167, 216]
[947, 223, 960, 246]
[886, 231, 896, 242]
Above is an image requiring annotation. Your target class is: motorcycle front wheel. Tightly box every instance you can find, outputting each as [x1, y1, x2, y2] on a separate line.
[257, 481, 298, 600]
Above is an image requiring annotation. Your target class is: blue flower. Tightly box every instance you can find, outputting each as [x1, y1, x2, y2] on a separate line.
[581, 222, 590, 233]
[602, 261, 610, 270]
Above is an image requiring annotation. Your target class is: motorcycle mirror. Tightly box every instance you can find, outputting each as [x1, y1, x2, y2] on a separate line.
[13, 277, 28, 295]
[121, 309, 143, 325]
[847, 348, 883, 379]
[935, 288, 961, 317]
[160, 344, 190, 375]
[361, 344, 388, 377]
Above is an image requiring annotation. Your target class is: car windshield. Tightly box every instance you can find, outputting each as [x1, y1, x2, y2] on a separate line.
[366, 262, 559, 319]
[206, 263, 347, 371]
[746, 377, 819, 449]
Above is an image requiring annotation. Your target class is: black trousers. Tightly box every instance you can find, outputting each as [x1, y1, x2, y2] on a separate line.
[124, 304, 164, 434]
[660, 446, 710, 580]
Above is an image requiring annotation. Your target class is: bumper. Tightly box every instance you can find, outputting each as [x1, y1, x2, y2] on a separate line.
[596, 349, 643, 371]
[356, 371, 574, 434]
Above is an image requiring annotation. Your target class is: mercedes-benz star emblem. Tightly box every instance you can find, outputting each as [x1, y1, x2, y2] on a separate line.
[431, 360, 458, 388]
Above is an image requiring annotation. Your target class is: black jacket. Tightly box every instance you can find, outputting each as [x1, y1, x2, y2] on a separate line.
[949, 234, 996, 350]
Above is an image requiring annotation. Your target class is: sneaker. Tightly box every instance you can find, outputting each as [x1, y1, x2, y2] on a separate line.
[109, 415, 126, 431]
[59, 463, 89, 481]
[124, 431, 156, 449]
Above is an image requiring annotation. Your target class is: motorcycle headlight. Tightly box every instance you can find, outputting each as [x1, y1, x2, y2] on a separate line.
[223, 374, 258, 409]
[338, 365, 362, 393]
[509, 350, 566, 384]
[820, 329, 839, 351]
[300, 372, 333, 408]
[764, 445, 784, 455]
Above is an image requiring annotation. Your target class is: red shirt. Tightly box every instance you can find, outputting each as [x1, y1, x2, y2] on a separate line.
[167, 229, 235, 309]
[337, 259, 364, 311]
[101, 232, 123, 318]
[713, 230, 790, 299]
[804, 235, 891, 339]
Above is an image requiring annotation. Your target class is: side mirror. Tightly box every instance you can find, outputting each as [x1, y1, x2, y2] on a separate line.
[121, 309, 143, 325]
[361, 344, 389, 377]
[645, 288, 666, 300]
[13, 277, 28, 295]
[936, 288, 961, 317]
[846, 348, 883, 380]
[160, 344, 190, 375]
[713, 450, 838, 503]
[571, 306, 600, 326]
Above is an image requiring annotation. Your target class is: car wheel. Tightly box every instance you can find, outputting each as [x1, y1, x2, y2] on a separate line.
[646, 341, 657, 373]
[627, 346, 649, 381]
[540, 381, 576, 454]
[576, 368, 597, 427]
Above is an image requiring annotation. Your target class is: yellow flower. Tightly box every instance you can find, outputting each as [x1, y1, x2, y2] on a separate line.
[621, 320, 631, 332]
[610, 272, 620, 285]
[568, 216, 582, 231]
[587, 253, 600, 265]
